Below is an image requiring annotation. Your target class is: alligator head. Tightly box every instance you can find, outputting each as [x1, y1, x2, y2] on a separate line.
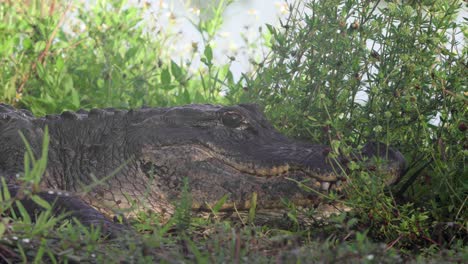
[0, 103, 405, 224]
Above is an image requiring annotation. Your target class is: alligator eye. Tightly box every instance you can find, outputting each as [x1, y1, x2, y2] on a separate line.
[221, 111, 244, 128]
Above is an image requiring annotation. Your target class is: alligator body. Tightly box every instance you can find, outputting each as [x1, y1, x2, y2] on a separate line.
[0, 103, 405, 230]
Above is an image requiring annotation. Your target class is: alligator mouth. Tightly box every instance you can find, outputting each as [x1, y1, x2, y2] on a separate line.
[218, 160, 344, 193]
[199, 144, 344, 191]
[142, 144, 345, 192]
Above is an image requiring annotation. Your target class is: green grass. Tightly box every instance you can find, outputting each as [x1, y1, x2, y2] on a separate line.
[0, 0, 466, 262]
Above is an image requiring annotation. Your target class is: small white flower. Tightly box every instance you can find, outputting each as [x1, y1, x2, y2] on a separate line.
[247, 9, 257, 16]
[159, 1, 168, 9]
[220, 31, 231, 38]
[274, 2, 289, 15]
[80, 23, 87, 32]
[22, 238, 30, 243]
[208, 40, 216, 47]
[183, 43, 193, 54]
[366, 254, 374, 260]
[229, 43, 238, 52]
[14, 92, 22, 102]
[188, 7, 200, 16]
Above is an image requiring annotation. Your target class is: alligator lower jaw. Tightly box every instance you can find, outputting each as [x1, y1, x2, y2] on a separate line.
[224, 161, 340, 182]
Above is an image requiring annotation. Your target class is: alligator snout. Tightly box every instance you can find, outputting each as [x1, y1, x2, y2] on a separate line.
[273, 142, 406, 192]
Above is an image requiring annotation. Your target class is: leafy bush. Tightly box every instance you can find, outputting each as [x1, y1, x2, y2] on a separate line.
[0, 0, 237, 115]
[235, 0, 466, 249]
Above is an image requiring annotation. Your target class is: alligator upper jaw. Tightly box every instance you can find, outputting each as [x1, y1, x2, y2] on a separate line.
[196, 143, 340, 179]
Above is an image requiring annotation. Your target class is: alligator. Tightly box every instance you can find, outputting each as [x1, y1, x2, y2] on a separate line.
[0, 103, 406, 232]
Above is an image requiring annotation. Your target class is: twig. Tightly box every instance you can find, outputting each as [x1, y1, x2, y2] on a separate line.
[17, 2, 72, 94]
[385, 234, 403, 251]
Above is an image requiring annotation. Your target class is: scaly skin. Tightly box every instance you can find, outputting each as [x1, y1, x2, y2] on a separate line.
[0, 103, 405, 231]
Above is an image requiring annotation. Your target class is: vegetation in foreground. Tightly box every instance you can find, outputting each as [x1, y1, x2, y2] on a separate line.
[0, 0, 466, 262]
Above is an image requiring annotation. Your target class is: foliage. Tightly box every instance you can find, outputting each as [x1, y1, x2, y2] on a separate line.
[234, 0, 467, 251]
[0, 0, 236, 115]
[0, 0, 467, 262]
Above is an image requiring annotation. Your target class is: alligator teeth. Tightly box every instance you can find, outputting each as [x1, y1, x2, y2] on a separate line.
[321, 182, 330, 191]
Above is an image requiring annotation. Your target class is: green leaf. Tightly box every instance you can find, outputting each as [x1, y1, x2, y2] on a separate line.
[182, 88, 191, 103]
[194, 91, 205, 102]
[0, 178, 11, 201]
[62, 74, 74, 92]
[22, 37, 32, 50]
[36, 63, 46, 79]
[31, 195, 52, 210]
[287, 211, 298, 224]
[161, 67, 171, 85]
[125, 47, 138, 60]
[15, 201, 32, 223]
[248, 192, 257, 223]
[0, 222, 5, 238]
[170, 60, 183, 82]
[33, 239, 47, 263]
[55, 56, 64, 72]
[204, 45, 213, 62]
[71, 88, 80, 108]
[211, 194, 229, 213]
[265, 24, 276, 35]
[37, 127, 49, 182]
[97, 78, 104, 89]
[34, 41, 46, 53]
